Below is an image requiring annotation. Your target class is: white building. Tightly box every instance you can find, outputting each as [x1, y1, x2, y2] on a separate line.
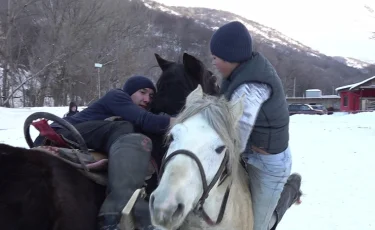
[305, 89, 322, 98]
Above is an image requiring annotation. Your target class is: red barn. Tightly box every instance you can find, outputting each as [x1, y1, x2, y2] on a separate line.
[335, 76, 375, 112]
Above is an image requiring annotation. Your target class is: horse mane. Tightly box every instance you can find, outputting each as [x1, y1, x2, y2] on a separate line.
[169, 94, 248, 187]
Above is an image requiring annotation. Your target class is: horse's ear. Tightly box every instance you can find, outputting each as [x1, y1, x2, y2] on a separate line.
[186, 84, 203, 106]
[155, 53, 174, 71]
[183, 53, 203, 80]
[229, 94, 245, 125]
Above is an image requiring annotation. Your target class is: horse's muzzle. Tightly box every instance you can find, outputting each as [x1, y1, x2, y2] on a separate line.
[149, 191, 185, 228]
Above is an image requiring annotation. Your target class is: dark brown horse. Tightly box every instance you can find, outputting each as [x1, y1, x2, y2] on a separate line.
[0, 52, 219, 230]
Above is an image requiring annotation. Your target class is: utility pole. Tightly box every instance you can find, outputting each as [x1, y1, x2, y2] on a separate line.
[95, 63, 103, 98]
[293, 77, 296, 97]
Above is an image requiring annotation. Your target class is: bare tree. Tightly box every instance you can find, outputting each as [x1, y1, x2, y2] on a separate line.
[1, 0, 371, 107]
[0, 0, 41, 106]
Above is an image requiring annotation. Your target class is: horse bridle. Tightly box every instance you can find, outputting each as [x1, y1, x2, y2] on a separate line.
[158, 149, 231, 225]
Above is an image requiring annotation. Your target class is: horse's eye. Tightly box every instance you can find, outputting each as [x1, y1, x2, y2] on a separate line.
[215, 145, 226, 154]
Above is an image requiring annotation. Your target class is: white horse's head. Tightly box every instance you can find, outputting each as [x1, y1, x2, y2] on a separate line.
[149, 85, 245, 230]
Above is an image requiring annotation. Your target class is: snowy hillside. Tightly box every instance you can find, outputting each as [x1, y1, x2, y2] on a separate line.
[151, 0, 375, 66]
[143, 0, 321, 56]
[333, 56, 371, 69]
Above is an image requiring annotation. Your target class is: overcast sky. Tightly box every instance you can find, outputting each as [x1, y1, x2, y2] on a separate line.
[154, 0, 375, 63]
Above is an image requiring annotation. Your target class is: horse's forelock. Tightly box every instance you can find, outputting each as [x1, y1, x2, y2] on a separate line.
[171, 95, 243, 182]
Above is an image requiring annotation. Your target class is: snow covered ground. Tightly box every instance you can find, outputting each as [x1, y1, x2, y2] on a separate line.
[0, 107, 374, 230]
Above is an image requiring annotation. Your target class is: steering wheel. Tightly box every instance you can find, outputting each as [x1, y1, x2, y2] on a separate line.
[23, 111, 88, 155]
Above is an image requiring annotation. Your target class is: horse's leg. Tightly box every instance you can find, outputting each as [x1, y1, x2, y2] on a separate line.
[270, 173, 302, 230]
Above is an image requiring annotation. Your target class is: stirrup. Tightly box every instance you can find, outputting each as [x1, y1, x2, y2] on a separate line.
[119, 188, 147, 230]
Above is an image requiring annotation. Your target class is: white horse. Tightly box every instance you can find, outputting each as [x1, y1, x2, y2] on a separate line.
[149, 85, 253, 230]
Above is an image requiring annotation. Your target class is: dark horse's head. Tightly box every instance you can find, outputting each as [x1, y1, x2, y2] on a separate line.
[143, 53, 219, 191]
[149, 52, 219, 116]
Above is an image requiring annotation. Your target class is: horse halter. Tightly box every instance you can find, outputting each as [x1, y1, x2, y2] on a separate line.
[158, 149, 231, 225]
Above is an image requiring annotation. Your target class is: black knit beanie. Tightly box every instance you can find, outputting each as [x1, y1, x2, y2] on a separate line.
[69, 101, 77, 108]
[210, 21, 253, 63]
[123, 75, 156, 96]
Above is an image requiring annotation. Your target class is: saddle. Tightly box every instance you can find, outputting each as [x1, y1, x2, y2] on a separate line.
[33, 146, 158, 186]
[31, 117, 158, 187]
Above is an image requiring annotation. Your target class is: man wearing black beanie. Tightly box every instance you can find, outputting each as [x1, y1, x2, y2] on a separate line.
[210, 21, 302, 230]
[34, 75, 172, 230]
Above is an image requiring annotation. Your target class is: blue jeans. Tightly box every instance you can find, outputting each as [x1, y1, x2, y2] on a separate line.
[245, 146, 292, 230]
